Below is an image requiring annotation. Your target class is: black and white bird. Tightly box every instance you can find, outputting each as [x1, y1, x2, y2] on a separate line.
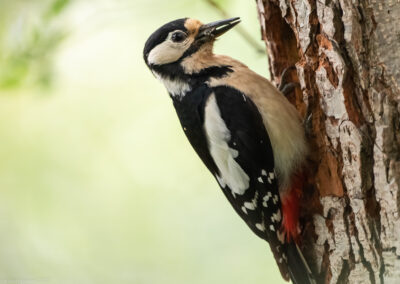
[143, 17, 314, 284]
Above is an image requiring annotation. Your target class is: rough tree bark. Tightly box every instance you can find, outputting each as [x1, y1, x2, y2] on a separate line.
[255, 0, 400, 282]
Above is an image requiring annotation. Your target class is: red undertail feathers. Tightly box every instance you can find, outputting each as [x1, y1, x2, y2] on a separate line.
[281, 172, 305, 242]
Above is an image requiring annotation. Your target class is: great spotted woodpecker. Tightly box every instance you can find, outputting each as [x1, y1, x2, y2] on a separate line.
[143, 17, 314, 284]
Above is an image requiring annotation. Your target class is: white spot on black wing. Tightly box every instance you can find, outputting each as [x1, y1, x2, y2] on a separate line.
[267, 172, 275, 184]
[272, 194, 279, 204]
[243, 192, 258, 211]
[271, 209, 282, 223]
[262, 192, 272, 207]
[244, 201, 256, 210]
[277, 230, 285, 244]
[256, 223, 265, 232]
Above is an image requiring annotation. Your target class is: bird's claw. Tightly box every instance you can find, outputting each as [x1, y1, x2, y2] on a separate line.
[278, 66, 298, 96]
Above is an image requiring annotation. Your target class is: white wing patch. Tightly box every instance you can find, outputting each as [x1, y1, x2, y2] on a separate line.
[204, 94, 250, 195]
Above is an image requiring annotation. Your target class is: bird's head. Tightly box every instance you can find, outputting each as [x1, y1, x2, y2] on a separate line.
[143, 17, 240, 70]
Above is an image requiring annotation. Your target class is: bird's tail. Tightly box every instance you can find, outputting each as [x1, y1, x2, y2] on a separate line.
[286, 242, 316, 284]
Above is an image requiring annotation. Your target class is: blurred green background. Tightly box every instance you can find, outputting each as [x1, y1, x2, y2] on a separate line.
[0, 0, 285, 283]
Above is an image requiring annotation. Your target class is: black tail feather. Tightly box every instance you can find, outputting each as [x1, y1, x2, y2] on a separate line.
[286, 242, 316, 284]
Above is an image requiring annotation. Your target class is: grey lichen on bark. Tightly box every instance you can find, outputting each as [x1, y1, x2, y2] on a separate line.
[256, 0, 400, 282]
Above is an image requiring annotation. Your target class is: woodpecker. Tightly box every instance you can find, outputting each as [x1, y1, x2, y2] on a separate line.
[143, 17, 314, 284]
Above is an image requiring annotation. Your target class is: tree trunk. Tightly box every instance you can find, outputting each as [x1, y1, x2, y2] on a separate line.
[255, 0, 400, 282]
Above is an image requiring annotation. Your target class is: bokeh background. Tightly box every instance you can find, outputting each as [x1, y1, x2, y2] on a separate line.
[0, 0, 285, 283]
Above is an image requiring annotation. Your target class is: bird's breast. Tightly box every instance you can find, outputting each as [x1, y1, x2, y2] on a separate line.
[153, 71, 191, 98]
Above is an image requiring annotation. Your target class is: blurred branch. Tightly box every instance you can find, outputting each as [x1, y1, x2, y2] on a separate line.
[204, 0, 265, 55]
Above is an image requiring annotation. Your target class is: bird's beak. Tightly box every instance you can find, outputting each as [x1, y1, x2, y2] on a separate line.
[196, 17, 241, 41]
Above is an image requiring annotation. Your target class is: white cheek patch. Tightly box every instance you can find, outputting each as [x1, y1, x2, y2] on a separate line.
[204, 94, 250, 195]
[148, 33, 192, 65]
[148, 41, 185, 65]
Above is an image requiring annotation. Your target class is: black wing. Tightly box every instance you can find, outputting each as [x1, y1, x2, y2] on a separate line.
[208, 86, 290, 278]
[172, 84, 314, 283]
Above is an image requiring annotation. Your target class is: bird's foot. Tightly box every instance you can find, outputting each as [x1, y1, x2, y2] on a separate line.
[278, 66, 299, 96]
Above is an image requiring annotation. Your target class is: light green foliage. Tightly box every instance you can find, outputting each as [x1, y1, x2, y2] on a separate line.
[0, 0, 284, 283]
[0, 0, 70, 89]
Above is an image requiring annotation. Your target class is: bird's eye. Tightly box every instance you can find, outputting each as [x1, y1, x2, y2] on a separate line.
[171, 32, 187, 43]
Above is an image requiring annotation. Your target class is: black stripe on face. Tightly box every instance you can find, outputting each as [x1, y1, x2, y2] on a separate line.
[143, 18, 188, 65]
